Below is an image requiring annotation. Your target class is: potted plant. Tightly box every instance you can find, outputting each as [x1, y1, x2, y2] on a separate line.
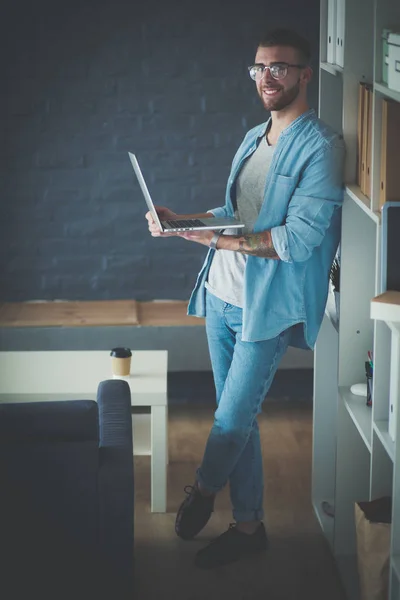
[330, 256, 340, 321]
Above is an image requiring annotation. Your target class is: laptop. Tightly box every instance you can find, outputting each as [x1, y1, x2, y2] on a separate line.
[128, 152, 244, 232]
[380, 201, 400, 293]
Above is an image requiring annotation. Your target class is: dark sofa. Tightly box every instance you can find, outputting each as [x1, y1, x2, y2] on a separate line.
[0, 379, 134, 600]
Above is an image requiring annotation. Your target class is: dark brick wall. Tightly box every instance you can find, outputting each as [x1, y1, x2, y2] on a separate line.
[0, 0, 319, 301]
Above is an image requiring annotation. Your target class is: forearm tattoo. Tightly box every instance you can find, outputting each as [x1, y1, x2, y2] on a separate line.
[237, 231, 280, 259]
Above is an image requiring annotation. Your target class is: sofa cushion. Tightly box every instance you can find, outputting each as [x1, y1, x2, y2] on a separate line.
[0, 401, 101, 598]
[0, 399, 99, 441]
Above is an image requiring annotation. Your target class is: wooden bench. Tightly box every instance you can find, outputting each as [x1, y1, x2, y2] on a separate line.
[0, 300, 204, 328]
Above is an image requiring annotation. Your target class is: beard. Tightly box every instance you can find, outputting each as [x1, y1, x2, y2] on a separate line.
[258, 78, 301, 112]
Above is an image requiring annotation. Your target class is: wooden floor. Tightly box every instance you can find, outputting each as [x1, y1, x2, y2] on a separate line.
[133, 401, 346, 600]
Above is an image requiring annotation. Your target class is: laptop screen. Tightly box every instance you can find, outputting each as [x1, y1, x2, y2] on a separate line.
[381, 202, 400, 292]
[128, 153, 163, 230]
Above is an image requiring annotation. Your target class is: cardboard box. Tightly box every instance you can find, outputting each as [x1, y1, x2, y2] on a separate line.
[382, 28, 391, 84]
[388, 32, 400, 92]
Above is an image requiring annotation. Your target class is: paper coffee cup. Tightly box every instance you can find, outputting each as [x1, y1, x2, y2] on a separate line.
[110, 347, 132, 376]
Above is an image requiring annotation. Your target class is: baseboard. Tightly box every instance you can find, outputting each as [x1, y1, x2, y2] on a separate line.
[167, 369, 314, 404]
[0, 325, 314, 371]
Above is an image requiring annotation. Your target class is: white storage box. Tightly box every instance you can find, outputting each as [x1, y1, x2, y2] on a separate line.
[388, 32, 400, 92]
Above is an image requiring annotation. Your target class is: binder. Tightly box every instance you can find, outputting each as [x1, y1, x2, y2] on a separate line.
[360, 85, 372, 196]
[327, 0, 337, 64]
[388, 32, 400, 93]
[365, 86, 373, 199]
[379, 99, 400, 209]
[382, 29, 392, 85]
[357, 83, 366, 187]
[335, 0, 345, 67]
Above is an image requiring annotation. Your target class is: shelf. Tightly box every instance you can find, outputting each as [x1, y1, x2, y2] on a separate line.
[313, 499, 335, 550]
[340, 387, 372, 451]
[320, 61, 343, 76]
[371, 292, 400, 324]
[345, 185, 380, 223]
[393, 556, 400, 581]
[374, 82, 400, 104]
[374, 420, 395, 462]
[316, 2, 400, 598]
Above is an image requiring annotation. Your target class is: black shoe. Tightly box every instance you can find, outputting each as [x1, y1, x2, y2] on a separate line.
[194, 522, 268, 569]
[175, 484, 215, 540]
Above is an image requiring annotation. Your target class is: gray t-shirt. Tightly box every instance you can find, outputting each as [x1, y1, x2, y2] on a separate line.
[206, 137, 275, 307]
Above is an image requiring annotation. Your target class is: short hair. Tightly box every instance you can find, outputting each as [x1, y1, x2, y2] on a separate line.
[258, 28, 311, 65]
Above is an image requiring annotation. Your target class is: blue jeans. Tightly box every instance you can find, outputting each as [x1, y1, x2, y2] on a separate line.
[196, 291, 291, 523]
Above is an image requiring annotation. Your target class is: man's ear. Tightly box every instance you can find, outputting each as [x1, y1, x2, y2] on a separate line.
[302, 66, 313, 84]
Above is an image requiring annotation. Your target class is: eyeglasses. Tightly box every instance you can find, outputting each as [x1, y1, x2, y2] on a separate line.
[248, 62, 306, 81]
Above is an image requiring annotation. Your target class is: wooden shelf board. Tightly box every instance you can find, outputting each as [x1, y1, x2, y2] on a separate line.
[0, 300, 139, 327]
[372, 291, 400, 306]
[371, 292, 400, 324]
[137, 301, 204, 327]
[0, 300, 205, 328]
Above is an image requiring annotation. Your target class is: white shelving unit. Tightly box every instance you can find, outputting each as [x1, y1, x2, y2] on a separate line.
[313, 1, 400, 599]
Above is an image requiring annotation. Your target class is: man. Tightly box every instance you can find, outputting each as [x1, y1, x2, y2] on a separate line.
[146, 28, 344, 569]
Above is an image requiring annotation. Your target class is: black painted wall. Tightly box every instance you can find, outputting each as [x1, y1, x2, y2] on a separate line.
[0, 0, 319, 301]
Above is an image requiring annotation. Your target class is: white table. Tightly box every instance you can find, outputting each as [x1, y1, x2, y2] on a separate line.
[0, 350, 168, 513]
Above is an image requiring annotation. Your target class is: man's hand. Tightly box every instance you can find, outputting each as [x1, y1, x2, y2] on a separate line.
[146, 207, 216, 244]
[145, 206, 179, 237]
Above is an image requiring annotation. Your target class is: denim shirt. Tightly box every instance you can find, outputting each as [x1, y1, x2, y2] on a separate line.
[187, 109, 345, 350]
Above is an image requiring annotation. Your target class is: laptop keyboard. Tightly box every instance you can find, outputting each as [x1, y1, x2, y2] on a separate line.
[165, 219, 205, 228]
